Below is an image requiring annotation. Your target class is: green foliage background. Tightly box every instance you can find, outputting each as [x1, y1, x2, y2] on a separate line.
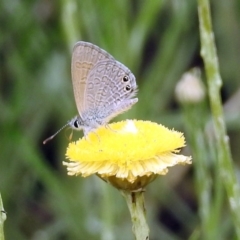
[1, 0, 240, 239]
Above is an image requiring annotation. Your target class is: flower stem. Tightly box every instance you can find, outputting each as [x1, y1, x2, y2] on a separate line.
[181, 97, 223, 239]
[0, 194, 6, 240]
[121, 190, 149, 240]
[60, 0, 80, 51]
[198, 0, 240, 237]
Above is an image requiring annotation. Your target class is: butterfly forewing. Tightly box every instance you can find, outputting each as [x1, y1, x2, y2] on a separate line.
[71, 41, 114, 115]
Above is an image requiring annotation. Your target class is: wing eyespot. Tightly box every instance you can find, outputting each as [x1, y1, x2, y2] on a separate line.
[122, 76, 129, 82]
[125, 85, 131, 92]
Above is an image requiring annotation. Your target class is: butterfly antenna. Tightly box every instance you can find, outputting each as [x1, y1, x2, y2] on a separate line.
[43, 122, 69, 144]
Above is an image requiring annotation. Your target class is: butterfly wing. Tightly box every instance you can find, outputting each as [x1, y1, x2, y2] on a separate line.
[71, 41, 114, 115]
[82, 60, 138, 125]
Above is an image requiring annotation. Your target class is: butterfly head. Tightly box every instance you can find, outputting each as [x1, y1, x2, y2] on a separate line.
[68, 116, 84, 131]
[43, 116, 84, 144]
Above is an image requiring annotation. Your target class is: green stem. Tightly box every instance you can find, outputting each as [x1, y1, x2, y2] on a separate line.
[183, 103, 212, 238]
[121, 190, 149, 240]
[0, 194, 6, 240]
[182, 100, 224, 239]
[198, 0, 240, 237]
[101, 182, 114, 240]
[61, 0, 80, 51]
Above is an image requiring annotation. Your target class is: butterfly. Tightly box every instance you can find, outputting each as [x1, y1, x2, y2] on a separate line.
[43, 41, 138, 144]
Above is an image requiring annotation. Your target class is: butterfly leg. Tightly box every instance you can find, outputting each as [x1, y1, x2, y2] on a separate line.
[105, 124, 117, 133]
[91, 130, 101, 142]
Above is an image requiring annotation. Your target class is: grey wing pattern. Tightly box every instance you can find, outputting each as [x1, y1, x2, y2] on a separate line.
[71, 41, 114, 115]
[82, 60, 138, 124]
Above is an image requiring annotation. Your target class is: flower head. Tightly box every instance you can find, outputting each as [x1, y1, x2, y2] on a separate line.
[63, 120, 191, 191]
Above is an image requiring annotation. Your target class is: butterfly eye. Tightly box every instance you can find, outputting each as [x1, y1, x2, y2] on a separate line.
[125, 85, 131, 91]
[122, 76, 129, 82]
[73, 120, 79, 128]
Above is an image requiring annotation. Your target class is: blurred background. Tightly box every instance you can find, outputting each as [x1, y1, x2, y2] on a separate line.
[1, 0, 240, 239]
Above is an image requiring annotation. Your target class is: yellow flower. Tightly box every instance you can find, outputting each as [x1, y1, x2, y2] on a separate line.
[63, 120, 191, 191]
